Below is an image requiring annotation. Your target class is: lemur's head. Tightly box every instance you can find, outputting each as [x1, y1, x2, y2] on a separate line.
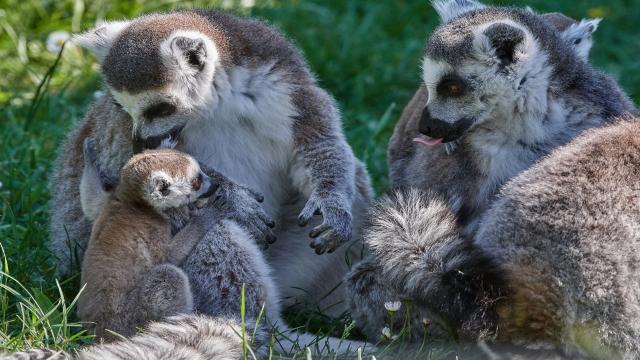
[117, 149, 218, 211]
[414, 0, 600, 147]
[74, 11, 224, 152]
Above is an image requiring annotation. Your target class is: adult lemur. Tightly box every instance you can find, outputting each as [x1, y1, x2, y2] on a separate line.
[347, 0, 636, 357]
[49, 9, 372, 316]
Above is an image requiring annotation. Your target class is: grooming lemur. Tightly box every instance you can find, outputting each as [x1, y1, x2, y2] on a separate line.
[49, 9, 372, 316]
[346, 0, 636, 355]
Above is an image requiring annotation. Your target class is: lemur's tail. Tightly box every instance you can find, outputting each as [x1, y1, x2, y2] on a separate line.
[365, 188, 506, 338]
[2, 314, 266, 360]
[1, 349, 72, 360]
[3, 315, 370, 359]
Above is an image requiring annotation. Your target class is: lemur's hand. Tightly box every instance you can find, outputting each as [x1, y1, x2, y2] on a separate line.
[298, 192, 352, 254]
[205, 171, 276, 249]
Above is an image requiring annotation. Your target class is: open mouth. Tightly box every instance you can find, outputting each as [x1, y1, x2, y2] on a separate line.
[133, 124, 185, 153]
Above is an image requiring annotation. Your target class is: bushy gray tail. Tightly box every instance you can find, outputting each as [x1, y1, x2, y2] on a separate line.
[3, 314, 369, 360]
[365, 188, 506, 339]
[1, 349, 72, 360]
[2, 314, 266, 360]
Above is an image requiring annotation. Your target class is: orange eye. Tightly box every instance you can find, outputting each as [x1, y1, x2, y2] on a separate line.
[192, 174, 202, 191]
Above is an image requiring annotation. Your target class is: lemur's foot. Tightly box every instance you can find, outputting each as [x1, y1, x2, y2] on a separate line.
[298, 193, 352, 254]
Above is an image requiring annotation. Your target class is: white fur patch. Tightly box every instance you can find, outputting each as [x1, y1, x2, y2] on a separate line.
[421, 58, 453, 104]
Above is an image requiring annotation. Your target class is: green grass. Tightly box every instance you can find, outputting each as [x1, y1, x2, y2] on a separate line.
[0, 0, 638, 356]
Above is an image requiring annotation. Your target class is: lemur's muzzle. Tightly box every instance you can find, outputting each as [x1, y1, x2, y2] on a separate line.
[132, 124, 185, 154]
[418, 107, 474, 143]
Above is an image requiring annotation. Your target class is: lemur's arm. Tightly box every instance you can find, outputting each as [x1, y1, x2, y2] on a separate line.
[80, 137, 119, 221]
[168, 168, 276, 266]
[291, 85, 356, 254]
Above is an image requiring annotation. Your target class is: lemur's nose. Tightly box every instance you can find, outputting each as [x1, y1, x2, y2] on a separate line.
[418, 107, 452, 139]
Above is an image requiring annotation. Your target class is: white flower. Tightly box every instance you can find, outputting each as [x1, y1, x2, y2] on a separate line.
[381, 326, 392, 339]
[384, 300, 401, 312]
[240, 0, 255, 7]
[46, 31, 70, 53]
[422, 318, 430, 326]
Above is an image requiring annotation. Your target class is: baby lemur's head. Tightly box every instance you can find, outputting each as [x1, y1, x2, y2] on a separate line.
[117, 149, 218, 211]
[73, 11, 226, 152]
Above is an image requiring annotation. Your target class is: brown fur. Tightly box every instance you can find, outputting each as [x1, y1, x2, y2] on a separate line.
[78, 149, 201, 340]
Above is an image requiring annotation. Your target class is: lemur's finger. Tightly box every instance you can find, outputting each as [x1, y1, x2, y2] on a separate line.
[251, 190, 264, 203]
[253, 207, 274, 227]
[298, 199, 319, 227]
[310, 229, 340, 254]
[243, 187, 264, 203]
[309, 223, 331, 238]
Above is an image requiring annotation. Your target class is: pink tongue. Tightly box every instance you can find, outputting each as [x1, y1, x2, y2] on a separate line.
[413, 137, 443, 147]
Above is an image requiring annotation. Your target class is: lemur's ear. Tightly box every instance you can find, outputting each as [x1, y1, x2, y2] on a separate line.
[432, 0, 485, 23]
[170, 36, 207, 71]
[482, 23, 525, 67]
[561, 18, 601, 61]
[73, 20, 131, 62]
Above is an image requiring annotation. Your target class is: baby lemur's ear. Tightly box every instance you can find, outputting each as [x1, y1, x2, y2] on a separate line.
[73, 20, 131, 62]
[432, 0, 485, 23]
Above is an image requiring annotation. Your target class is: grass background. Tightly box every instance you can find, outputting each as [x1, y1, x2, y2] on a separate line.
[0, 0, 638, 355]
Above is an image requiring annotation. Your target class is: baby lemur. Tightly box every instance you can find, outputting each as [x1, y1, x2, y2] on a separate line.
[78, 146, 221, 339]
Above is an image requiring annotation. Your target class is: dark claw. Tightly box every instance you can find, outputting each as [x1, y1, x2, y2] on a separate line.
[298, 217, 309, 227]
[315, 247, 324, 255]
[267, 220, 276, 228]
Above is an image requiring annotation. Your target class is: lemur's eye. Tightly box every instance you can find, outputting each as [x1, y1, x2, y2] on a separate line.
[437, 75, 467, 98]
[192, 174, 202, 191]
[143, 102, 176, 121]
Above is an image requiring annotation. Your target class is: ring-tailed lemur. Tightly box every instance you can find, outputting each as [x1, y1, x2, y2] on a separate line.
[49, 9, 372, 318]
[347, 0, 635, 353]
